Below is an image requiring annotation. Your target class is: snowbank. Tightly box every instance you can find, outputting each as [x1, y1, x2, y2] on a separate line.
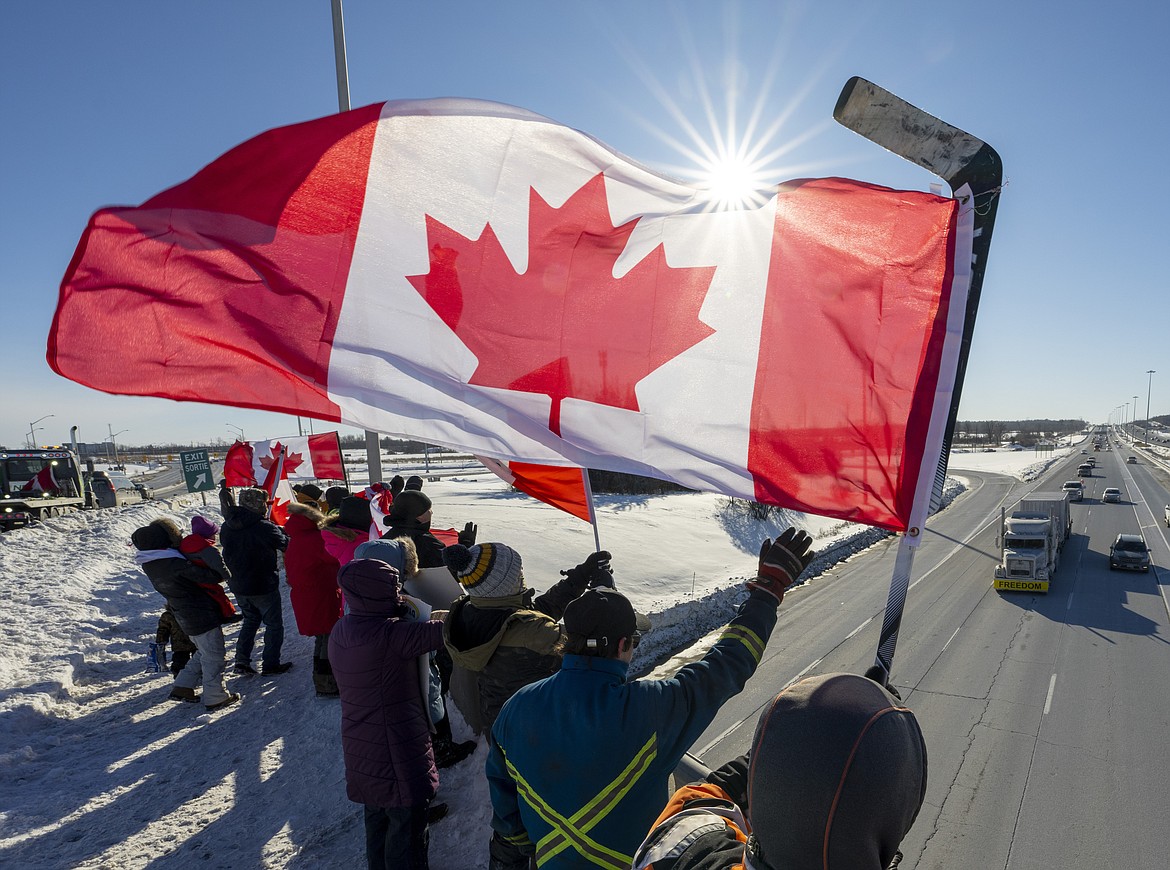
[0, 446, 1070, 868]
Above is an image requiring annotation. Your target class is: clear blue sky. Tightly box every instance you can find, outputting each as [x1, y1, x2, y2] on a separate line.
[2, 0, 1166, 450]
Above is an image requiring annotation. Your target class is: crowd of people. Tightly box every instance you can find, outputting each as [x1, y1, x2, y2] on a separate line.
[133, 477, 928, 870]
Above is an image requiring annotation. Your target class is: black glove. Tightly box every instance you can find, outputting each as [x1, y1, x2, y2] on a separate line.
[747, 528, 814, 605]
[864, 664, 902, 700]
[458, 522, 477, 547]
[705, 753, 750, 809]
[561, 550, 614, 592]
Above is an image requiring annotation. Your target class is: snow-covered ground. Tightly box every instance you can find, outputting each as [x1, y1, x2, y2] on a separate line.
[0, 444, 1076, 868]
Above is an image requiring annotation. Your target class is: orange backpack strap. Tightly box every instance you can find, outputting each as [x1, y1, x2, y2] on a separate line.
[632, 783, 749, 869]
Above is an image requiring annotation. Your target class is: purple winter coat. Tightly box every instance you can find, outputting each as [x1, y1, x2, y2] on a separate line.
[329, 558, 445, 809]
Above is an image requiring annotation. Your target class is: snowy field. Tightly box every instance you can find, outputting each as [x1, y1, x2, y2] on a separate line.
[0, 444, 1077, 868]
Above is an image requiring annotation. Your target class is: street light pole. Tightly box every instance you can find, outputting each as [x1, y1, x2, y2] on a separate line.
[107, 425, 128, 470]
[28, 414, 54, 448]
[331, 0, 383, 488]
[1146, 370, 1155, 444]
[1132, 395, 1139, 441]
[227, 423, 245, 442]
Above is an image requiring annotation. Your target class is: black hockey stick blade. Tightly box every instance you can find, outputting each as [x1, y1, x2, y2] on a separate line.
[834, 76, 1002, 194]
[835, 77, 1004, 683]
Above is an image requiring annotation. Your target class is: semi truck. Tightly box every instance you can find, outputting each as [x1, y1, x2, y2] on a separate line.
[993, 492, 1072, 593]
[0, 447, 88, 531]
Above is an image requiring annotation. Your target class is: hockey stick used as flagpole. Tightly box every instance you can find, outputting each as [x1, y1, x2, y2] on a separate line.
[581, 468, 601, 552]
[834, 77, 1003, 683]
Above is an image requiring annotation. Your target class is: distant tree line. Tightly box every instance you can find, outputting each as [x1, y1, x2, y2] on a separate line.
[955, 418, 1087, 447]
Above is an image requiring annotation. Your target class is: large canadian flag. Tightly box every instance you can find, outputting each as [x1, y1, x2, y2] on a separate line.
[50, 100, 972, 532]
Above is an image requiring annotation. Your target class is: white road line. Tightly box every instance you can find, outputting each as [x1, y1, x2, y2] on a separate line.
[940, 626, 961, 653]
[1043, 673, 1057, 714]
[845, 618, 873, 640]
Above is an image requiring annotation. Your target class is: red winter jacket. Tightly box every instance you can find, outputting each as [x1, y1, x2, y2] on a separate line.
[284, 503, 343, 637]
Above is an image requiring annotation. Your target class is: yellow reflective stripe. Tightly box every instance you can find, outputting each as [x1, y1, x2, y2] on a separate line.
[536, 733, 658, 866]
[505, 756, 631, 870]
[720, 624, 764, 663]
[502, 733, 657, 869]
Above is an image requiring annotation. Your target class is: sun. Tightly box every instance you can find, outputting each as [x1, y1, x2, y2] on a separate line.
[697, 149, 775, 211]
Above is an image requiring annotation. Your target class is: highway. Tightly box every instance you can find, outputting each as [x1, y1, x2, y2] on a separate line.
[691, 444, 1170, 869]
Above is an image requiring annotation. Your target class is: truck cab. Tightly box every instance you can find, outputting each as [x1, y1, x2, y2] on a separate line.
[0, 449, 86, 530]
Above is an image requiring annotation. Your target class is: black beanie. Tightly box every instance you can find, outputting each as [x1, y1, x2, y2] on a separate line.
[337, 496, 372, 531]
[746, 672, 927, 870]
[324, 486, 349, 510]
[387, 489, 432, 523]
[404, 475, 424, 491]
[132, 524, 172, 551]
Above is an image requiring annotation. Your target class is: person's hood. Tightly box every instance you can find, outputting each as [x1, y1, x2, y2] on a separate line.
[443, 593, 551, 669]
[746, 672, 927, 870]
[285, 502, 327, 533]
[336, 558, 402, 616]
[320, 517, 363, 542]
[134, 548, 184, 566]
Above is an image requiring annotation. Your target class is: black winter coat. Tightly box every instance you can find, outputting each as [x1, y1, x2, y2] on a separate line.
[382, 521, 446, 569]
[220, 506, 289, 597]
[138, 551, 226, 638]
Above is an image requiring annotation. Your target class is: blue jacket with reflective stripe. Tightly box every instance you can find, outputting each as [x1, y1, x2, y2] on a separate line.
[487, 591, 778, 870]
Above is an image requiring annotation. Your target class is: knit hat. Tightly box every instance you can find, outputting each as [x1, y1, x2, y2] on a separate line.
[563, 588, 650, 653]
[191, 515, 219, 538]
[405, 475, 424, 491]
[131, 524, 172, 551]
[238, 487, 269, 515]
[324, 486, 349, 510]
[387, 489, 432, 523]
[389, 475, 406, 496]
[443, 543, 524, 599]
[745, 673, 927, 870]
[338, 496, 373, 531]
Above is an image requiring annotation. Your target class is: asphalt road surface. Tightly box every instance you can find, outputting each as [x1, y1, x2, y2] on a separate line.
[691, 445, 1170, 869]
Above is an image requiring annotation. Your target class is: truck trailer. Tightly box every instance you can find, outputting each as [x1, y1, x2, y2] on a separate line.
[993, 492, 1072, 593]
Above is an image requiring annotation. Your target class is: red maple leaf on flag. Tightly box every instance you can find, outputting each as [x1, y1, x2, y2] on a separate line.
[407, 173, 716, 435]
[258, 444, 304, 478]
[269, 496, 291, 527]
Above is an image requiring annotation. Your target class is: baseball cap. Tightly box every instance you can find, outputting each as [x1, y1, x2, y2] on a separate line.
[563, 588, 650, 650]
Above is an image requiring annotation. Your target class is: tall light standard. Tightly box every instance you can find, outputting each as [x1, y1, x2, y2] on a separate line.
[227, 423, 245, 442]
[1146, 370, 1156, 444]
[28, 414, 54, 448]
[1132, 395, 1140, 441]
[107, 426, 128, 470]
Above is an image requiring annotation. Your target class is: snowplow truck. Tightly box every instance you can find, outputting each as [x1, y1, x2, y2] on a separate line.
[993, 492, 1072, 594]
[0, 448, 87, 531]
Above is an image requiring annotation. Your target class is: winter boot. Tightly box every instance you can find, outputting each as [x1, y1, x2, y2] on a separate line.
[432, 735, 477, 769]
[313, 658, 340, 697]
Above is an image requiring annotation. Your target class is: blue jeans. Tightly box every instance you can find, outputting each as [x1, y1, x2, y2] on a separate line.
[235, 590, 284, 669]
[364, 803, 429, 869]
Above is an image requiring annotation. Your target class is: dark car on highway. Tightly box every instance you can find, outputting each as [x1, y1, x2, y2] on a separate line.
[1109, 534, 1150, 572]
